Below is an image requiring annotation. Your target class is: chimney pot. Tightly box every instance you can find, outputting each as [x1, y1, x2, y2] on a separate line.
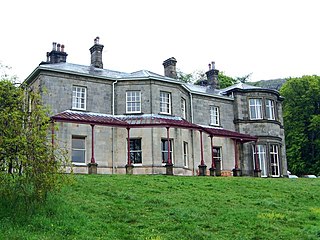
[48, 42, 68, 64]
[94, 36, 100, 45]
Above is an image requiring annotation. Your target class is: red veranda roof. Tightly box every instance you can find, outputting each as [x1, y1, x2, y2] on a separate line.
[51, 110, 257, 142]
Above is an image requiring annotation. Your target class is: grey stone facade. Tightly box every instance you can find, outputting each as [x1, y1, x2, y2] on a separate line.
[24, 39, 287, 177]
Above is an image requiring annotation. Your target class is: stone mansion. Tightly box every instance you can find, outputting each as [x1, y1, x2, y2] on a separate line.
[24, 38, 287, 177]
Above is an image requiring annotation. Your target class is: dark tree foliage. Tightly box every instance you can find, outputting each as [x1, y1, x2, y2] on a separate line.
[218, 71, 237, 89]
[280, 75, 320, 176]
[0, 75, 69, 205]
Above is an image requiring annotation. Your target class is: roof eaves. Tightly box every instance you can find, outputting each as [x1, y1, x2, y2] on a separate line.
[24, 66, 41, 85]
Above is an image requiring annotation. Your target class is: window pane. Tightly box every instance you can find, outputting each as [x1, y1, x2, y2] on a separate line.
[266, 99, 275, 120]
[253, 145, 267, 177]
[72, 86, 86, 110]
[161, 139, 173, 163]
[126, 91, 141, 113]
[72, 150, 85, 163]
[129, 139, 142, 164]
[270, 145, 279, 176]
[72, 138, 85, 149]
[160, 92, 171, 114]
[135, 152, 142, 163]
[249, 99, 262, 119]
[183, 142, 188, 167]
[210, 106, 219, 125]
[213, 147, 221, 159]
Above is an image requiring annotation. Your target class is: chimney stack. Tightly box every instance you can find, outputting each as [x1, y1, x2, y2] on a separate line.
[89, 36, 104, 69]
[163, 57, 177, 79]
[205, 61, 219, 89]
[46, 42, 68, 64]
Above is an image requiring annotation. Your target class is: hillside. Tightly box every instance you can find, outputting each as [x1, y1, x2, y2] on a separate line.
[1, 175, 320, 240]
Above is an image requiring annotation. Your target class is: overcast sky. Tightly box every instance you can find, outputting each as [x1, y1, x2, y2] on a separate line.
[1, 0, 319, 82]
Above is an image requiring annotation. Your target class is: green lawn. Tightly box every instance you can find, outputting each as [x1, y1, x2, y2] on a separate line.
[1, 175, 320, 240]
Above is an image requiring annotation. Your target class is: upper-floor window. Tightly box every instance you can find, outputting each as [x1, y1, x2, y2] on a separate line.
[249, 98, 262, 120]
[266, 99, 275, 120]
[181, 98, 186, 119]
[72, 136, 86, 164]
[126, 91, 141, 113]
[72, 86, 86, 110]
[128, 138, 142, 164]
[160, 91, 171, 114]
[210, 106, 220, 126]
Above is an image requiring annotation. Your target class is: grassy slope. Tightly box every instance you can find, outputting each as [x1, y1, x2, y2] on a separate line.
[1, 175, 320, 240]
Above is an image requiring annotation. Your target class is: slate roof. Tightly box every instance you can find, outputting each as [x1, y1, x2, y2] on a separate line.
[219, 82, 282, 98]
[220, 82, 260, 93]
[51, 110, 257, 142]
[36, 63, 179, 82]
[184, 83, 223, 95]
[26, 62, 235, 99]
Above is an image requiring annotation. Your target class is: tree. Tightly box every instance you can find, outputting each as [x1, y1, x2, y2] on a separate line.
[178, 69, 237, 88]
[0, 72, 69, 205]
[236, 73, 252, 83]
[218, 71, 237, 89]
[177, 69, 206, 83]
[280, 75, 320, 176]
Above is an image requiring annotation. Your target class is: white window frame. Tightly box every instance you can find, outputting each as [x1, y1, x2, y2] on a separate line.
[252, 145, 267, 177]
[270, 144, 280, 177]
[266, 99, 275, 120]
[161, 139, 173, 164]
[72, 86, 87, 110]
[128, 138, 142, 165]
[183, 141, 188, 167]
[210, 106, 220, 126]
[181, 98, 186, 119]
[249, 98, 263, 120]
[160, 91, 171, 115]
[126, 91, 141, 114]
[71, 136, 86, 165]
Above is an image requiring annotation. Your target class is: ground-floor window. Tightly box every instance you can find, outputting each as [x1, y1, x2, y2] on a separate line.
[72, 136, 86, 164]
[252, 145, 267, 177]
[213, 147, 222, 170]
[270, 144, 280, 177]
[183, 142, 188, 167]
[161, 139, 173, 163]
[252, 144, 280, 177]
[129, 138, 142, 164]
